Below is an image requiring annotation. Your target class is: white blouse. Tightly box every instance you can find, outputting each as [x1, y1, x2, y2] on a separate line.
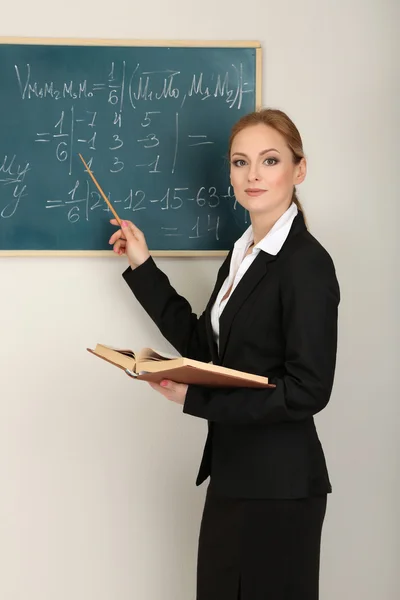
[211, 203, 298, 350]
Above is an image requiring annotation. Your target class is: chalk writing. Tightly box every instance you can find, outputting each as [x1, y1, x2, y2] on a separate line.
[1, 44, 256, 251]
[0, 154, 30, 218]
[15, 61, 252, 111]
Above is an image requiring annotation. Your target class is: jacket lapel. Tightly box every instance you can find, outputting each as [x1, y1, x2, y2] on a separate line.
[204, 250, 232, 364]
[218, 251, 277, 361]
[217, 211, 307, 362]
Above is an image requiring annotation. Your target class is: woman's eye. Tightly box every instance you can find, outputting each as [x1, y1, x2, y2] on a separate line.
[232, 158, 278, 167]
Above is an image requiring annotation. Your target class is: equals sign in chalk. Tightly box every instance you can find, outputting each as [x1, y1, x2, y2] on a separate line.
[46, 200, 64, 208]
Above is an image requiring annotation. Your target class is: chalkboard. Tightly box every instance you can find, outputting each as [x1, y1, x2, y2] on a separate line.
[0, 38, 261, 255]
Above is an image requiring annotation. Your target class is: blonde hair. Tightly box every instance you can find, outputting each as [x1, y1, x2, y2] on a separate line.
[229, 108, 306, 218]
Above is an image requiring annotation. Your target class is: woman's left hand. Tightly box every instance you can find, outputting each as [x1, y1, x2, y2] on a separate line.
[148, 380, 188, 405]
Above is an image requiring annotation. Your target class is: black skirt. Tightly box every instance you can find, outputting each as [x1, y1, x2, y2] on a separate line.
[197, 486, 327, 600]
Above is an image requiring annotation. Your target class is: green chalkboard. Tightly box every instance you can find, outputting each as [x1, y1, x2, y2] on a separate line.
[0, 39, 261, 255]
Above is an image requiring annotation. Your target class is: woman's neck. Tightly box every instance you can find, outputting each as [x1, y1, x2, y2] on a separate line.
[250, 203, 291, 246]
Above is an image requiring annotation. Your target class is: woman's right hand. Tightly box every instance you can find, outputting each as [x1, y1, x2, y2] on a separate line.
[109, 219, 151, 270]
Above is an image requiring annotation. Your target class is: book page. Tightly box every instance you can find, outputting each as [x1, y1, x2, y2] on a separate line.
[90, 345, 137, 372]
[116, 349, 136, 359]
[137, 347, 179, 363]
[97, 344, 136, 360]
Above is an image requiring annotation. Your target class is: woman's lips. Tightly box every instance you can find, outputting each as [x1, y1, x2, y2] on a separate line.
[245, 189, 267, 197]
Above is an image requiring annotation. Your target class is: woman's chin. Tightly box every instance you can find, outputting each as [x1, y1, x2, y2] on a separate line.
[240, 199, 275, 214]
[236, 196, 290, 218]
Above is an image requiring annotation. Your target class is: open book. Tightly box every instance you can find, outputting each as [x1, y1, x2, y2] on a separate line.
[87, 344, 275, 389]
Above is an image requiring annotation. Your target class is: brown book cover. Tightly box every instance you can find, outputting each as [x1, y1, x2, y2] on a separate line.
[87, 344, 275, 389]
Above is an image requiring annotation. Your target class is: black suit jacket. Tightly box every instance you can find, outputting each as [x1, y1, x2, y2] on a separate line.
[123, 212, 340, 499]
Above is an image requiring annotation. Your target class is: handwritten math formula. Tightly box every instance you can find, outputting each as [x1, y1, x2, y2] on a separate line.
[0, 44, 257, 251]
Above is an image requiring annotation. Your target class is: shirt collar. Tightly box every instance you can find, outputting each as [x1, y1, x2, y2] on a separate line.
[234, 202, 298, 256]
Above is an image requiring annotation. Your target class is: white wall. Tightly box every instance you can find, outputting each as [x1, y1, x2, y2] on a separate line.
[1, 1, 398, 598]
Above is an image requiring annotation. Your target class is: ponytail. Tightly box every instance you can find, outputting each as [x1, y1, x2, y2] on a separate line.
[292, 186, 307, 228]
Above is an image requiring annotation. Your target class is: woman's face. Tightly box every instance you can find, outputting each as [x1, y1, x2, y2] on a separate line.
[230, 124, 306, 217]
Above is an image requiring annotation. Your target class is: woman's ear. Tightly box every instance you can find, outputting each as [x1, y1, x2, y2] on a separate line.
[295, 158, 307, 185]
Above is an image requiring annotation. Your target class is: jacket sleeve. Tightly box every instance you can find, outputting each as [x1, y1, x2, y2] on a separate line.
[183, 245, 340, 424]
[122, 256, 212, 362]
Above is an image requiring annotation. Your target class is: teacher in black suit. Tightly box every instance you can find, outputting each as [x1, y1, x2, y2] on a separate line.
[109, 108, 340, 600]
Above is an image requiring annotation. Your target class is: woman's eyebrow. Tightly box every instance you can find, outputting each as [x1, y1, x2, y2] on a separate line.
[231, 148, 280, 158]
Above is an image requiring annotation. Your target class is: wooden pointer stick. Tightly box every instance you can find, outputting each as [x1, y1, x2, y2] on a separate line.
[78, 153, 122, 227]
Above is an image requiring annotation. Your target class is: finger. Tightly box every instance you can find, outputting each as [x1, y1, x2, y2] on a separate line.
[121, 220, 137, 242]
[110, 236, 127, 249]
[109, 229, 124, 245]
[113, 239, 126, 254]
[148, 382, 168, 396]
[124, 220, 145, 240]
[160, 380, 173, 388]
[148, 382, 161, 391]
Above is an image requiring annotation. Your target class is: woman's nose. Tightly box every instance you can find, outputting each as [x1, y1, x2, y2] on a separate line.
[248, 164, 260, 181]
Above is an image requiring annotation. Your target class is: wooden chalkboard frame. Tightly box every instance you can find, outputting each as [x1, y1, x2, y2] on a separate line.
[0, 37, 262, 257]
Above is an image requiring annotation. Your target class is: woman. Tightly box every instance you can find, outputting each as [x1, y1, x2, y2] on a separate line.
[109, 108, 340, 600]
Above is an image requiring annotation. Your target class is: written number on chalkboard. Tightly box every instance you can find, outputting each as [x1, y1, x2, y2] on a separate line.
[44, 182, 247, 240]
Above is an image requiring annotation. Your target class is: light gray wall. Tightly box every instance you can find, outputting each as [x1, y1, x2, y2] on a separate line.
[0, 1, 398, 598]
